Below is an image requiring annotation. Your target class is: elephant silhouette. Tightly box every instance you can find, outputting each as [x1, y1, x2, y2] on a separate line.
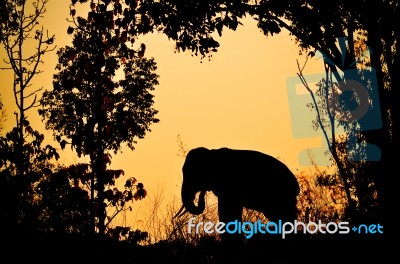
[174, 147, 300, 238]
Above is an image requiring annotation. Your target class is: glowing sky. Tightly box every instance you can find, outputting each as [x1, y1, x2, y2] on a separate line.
[0, 1, 328, 229]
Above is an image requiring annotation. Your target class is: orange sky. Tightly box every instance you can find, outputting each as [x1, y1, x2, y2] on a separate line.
[0, 1, 329, 230]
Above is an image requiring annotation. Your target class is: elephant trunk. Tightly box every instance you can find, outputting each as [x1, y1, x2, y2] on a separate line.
[181, 182, 206, 215]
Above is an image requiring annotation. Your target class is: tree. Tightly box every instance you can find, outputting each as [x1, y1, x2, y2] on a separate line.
[34, 163, 147, 240]
[39, 0, 159, 236]
[34, 163, 92, 236]
[0, 0, 60, 237]
[296, 55, 381, 220]
[0, 0, 55, 177]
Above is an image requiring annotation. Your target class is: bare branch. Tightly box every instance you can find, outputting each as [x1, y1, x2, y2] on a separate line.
[22, 0, 47, 31]
[296, 58, 332, 152]
[23, 94, 38, 111]
[13, 74, 21, 109]
[23, 87, 43, 99]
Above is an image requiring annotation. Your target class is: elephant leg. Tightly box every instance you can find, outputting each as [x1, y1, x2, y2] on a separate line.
[260, 196, 298, 243]
[277, 196, 298, 223]
[216, 197, 245, 262]
[218, 197, 243, 240]
[263, 195, 298, 223]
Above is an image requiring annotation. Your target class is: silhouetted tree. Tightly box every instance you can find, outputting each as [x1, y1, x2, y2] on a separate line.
[297, 56, 381, 220]
[0, 0, 60, 237]
[0, 0, 55, 177]
[34, 163, 92, 236]
[39, 0, 159, 236]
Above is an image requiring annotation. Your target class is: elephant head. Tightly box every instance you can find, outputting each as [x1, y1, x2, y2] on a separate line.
[174, 147, 212, 218]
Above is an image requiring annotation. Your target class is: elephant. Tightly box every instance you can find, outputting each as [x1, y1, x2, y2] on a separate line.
[174, 147, 300, 229]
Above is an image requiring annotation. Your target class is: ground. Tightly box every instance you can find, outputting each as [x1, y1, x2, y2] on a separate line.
[3, 232, 388, 264]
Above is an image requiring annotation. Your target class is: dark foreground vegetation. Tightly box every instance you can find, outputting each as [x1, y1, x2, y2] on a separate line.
[3, 231, 387, 264]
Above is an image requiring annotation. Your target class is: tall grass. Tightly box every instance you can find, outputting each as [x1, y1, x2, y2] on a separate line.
[139, 189, 220, 245]
[136, 167, 347, 245]
[296, 168, 347, 224]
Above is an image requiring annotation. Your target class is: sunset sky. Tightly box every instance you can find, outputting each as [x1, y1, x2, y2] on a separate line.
[0, 1, 329, 229]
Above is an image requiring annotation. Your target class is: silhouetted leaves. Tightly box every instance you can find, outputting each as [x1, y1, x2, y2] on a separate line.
[0, 124, 60, 235]
[107, 226, 148, 245]
[67, 26, 74, 34]
[0, 125, 59, 175]
[0, 0, 16, 42]
[34, 164, 92, 235]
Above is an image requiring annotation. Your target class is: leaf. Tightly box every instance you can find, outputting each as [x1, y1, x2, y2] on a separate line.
[77, 17, 87, 27]
[60, 140, 67, 149]
[121, 31, 128, 42]
[46, 37, 54, 45]
[216, 22, 223, 37]
[125, 179, 132, 187]
[67, 26, 74, 35]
